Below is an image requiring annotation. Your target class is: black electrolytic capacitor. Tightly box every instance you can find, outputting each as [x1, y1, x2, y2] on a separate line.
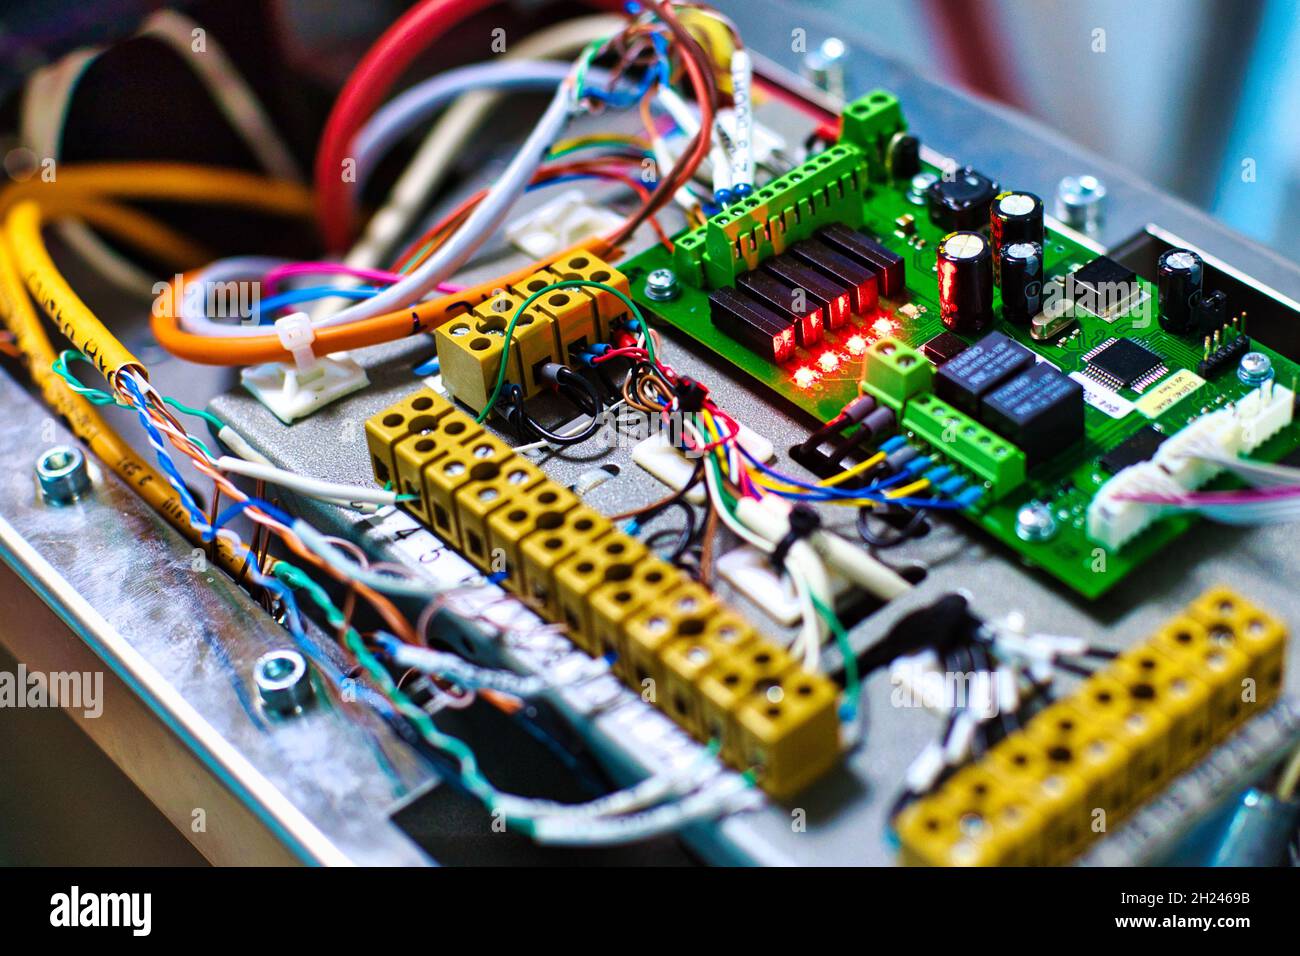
[989, 191, 1044, 276]
[937, 231, 994, 333]
[1156, 248, 1204, 333]
[990, 191, 1045, 247]
[999, 241, 1044, 325]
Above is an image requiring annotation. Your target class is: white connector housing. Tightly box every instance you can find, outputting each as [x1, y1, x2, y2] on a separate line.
[1087, 381, 1294, 549]
[241, 311, 370, 424]
[242, 355, 369, 424]
[505, 189, 624, 259]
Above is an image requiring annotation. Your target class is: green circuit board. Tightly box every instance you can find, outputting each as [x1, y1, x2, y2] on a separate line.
[619, 96, 1300, 600]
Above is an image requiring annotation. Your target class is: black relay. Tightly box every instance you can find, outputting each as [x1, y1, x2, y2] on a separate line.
[982, 362, 1084, 463]
[933, 330, 1035, 416]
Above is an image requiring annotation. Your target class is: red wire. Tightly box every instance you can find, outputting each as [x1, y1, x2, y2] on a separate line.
[314, 0, 499, 251]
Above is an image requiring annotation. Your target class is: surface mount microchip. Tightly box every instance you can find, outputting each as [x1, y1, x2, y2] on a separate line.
[1067, 255, 1146, 320]
[1099, 425, 1166, 473]
[1082, 337, 1168, 392]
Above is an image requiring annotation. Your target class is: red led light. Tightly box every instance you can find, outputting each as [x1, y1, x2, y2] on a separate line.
[772, 326, 796, 363]
[871, 317, 895, 337]
[817, 350, 841, 372]
[793, 366, 819, 389]
[844, 335, 868, 356]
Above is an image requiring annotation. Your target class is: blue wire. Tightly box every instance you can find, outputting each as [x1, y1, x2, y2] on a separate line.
[413, 357, 440, 377]
[254, 286, 379, 324]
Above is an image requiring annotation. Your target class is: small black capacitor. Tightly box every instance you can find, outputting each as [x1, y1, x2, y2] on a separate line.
[989, 191, 1044, 276]
[1156, 248, 1204, 333]
[998, 241, 1044, 325]
[937, 231, 994, 333]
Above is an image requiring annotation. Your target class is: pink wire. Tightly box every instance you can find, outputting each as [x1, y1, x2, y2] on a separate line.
[262, 261, 463, 296]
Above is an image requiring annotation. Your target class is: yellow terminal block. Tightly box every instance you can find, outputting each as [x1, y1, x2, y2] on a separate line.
[895, 765, 1048, 866]
[365, 389, 452, 489]
[1187, 586, 1287, 710]
[473, 289, 558, 398]
[659, 612, 756, 738]
[733, 665, 841, 801]
[421, 432, 514, 548]
[895, 585, 1288, 866]
[518, 505, 612, 617]
[485, 482, 580, 594]
[696, 640, 794, 764]
[547, 251, 633, 341]
[365, 391, 847, 799]
[587, 557, 680, 672]
[622, 581, 718, 693]
[454, 455, 546, 571]
[1150, 617, 1252, 736]
[553, 536, 650, 654]
[1025, 701, 1134, 834]
[433, 311, 511, 414]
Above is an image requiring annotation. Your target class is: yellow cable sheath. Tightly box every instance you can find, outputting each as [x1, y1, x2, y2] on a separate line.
[7, 200, 144, 384]
[0, 227, 242, 574]
[0, 163, 314, 220]
[71, 201, 214, 270]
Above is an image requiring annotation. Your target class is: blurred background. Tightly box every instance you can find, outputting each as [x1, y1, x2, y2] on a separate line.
[1, 0, 1295, 254]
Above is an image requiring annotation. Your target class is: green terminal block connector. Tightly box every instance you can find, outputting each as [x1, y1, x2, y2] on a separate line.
[837, 89, 907, 180]
[901, 392, 1026, 500]
[859, 336, 933, 411]
[672, 143, 870, 288]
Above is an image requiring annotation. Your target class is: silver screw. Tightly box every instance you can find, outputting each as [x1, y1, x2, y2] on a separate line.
[645, 268, 680, 302]
[1055, 175, 1107, 232]
[1016, 501, 1058, 542]
[1238, 351, 1274, 386]
[802, 37, 848, 101]
[254, 649, 313, 715]
[35, 445, 91, 504]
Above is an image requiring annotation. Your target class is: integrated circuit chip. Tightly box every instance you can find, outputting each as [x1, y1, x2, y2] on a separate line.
[921, 331, 970, 366]
[1082, 337, 1168, 392]
[1099, 425, 1166, 473]
[1067, 255, 1146, 320]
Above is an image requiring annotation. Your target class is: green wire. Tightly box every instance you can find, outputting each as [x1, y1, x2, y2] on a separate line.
[475, 278, 654, 423]
[810, 593, 860, 721]
[270, 560, 511, 817]
[53, 349, 220, 458]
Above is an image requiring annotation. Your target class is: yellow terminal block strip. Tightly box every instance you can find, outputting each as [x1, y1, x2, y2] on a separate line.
[366, 388, 843, 800]
[433, 254, 632, 413]
[895, 586, 1288, 866]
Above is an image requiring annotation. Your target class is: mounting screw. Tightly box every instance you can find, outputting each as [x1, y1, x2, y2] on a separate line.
[1238, 351, 1273, 386]
[254, 649, 313, 715]
[1055, 175, 1107, 232]
[645, 268, 680, 302]
[1016, 501, 1057, 542]
[35, 445, 91, 504]
[802, 37, 848, 100]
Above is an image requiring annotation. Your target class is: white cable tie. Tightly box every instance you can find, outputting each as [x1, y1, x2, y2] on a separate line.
[273, 311, 318, 372]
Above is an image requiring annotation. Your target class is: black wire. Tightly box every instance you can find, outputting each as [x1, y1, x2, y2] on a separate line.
[639, 498, 698, 563]
[509, 367, 605, 446]
[856, 505, 929, 549]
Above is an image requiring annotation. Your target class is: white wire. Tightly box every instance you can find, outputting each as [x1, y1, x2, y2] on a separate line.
[320, 15, 623, 320]
[215, 456, 402, 507]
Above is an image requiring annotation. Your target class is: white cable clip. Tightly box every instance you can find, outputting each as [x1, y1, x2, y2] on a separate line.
[274, 311, 319, 375]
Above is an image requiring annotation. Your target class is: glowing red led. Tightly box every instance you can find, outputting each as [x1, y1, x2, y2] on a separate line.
[817, 350, 841, 372]
[792, 366, 819, 389]
[844, 335, 868, 356]
[871, 317, 896, 337]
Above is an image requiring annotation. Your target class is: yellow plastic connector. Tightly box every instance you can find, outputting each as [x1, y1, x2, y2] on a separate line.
[895, 585, 1288, 866]
[436, 258, 630, 412]
[366, 389, 845, 798]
